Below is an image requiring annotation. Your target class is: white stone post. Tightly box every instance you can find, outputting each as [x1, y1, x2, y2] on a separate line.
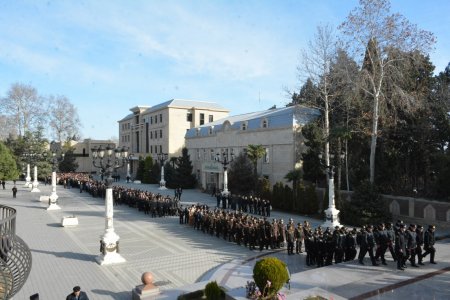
[24, 164, 31, 187]
[159, 165, 167, 190]
[322, 169, 341, 228]
[47, 171, 61, 210]
[96, 187, 126, 265]
[222, 168, 229, 196]
[31, 166, 41, 193]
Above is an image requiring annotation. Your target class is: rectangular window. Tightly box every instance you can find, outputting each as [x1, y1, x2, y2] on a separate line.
[154, 145, 157, 154]
[155, 131, 157, 139]
[160, 145, 162, 153]
[150, 131, 153, 139]
[210, 149, 215, 160]
[150, 116, 153, 124]
[160, 114, 162, 123]
[200, 113, 205, 125]
[203, 149, 207, 160]
[187, 112, 193, 122]
[197, 149, 200, 160]
[160, 129, 162, 138]
[155, 115, 157, 124]
[209, 115, 213, 122]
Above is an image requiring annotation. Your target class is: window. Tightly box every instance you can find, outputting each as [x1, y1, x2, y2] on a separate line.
[209, 126, 213, 135]
[187, 112, 193, 122]
[209, 115, 213, 122]
[203, 149, 207, 160]
[135, 115, 139, 124]
[210, 149, 215, 160]
[160, 114, 162, 123]
[241, 121, 247, 131]
[155, 130, 157, 139]
[160, 130, 163, 138]
[200, 113, 205, 125]
[262, 119, 268, 128]
[264, 148, 270, 163]
[197, 149, 200, 160]
[154, 145, 158, 153]
[150, 131, 153, 139]
[160, 145, 162, 153]
[155, 115, 157, 124]
[150, 116, 153, 124]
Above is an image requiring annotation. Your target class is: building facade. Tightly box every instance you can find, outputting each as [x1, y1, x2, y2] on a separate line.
[185, 105, 320, 192]
[117, 99, 229, 178]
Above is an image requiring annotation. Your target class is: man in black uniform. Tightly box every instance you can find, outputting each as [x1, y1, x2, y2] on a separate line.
[416, 224, 425, 265]
[422, 225, 437, 264]
[395, 224, 407, 270]
[358, 225, 378, 266]
[405, 224, 418, 267]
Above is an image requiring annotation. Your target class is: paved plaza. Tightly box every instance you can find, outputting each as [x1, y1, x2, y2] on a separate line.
[0, 181, 448, 299]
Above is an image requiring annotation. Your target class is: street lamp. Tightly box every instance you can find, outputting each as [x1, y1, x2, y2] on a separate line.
[215, 150, 234, 196]
[47, 142, 65, 210]
[91, 144, 129, 265]
[320, 153, 344, 228]
[156, 153, 168, 190]
[126, 153, 134, 183]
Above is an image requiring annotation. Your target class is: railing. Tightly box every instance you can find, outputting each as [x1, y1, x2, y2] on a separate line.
[0, 205, 32, 299]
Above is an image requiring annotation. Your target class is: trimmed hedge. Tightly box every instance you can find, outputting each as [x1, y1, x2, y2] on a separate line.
[253, 257, 289, 297]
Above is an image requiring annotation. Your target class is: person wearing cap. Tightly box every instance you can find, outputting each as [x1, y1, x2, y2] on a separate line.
[358, 225, 378, 266]
[385, 223, 397, 262]
[422, 225, 437, 264]
[395, 224, 407, 271]
[406, 224, 419, 267]
[416, 225, 425, 265]
[294, 223, 304, 254]
[66, 286, 89, 300]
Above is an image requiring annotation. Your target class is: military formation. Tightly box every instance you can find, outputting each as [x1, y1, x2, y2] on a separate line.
[181, 204, 438, 270]
[58, 173, 438, 270]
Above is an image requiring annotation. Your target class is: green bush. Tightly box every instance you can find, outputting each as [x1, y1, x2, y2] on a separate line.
[253, 257, 289, 298]
[204, 281, 223, 300]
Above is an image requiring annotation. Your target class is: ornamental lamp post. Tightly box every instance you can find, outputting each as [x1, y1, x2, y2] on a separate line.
[320, 153, 344, 228]
[47, 142, 65, 210]
[91, 144, 129, 265]
[215, 150, 234, 196]
[156, 153, 168, 190]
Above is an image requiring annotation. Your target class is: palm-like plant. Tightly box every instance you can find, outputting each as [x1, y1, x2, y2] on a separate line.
[246, 144, 265, 177]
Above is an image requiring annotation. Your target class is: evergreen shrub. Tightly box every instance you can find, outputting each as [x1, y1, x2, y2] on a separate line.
[253, 257, 289, 297]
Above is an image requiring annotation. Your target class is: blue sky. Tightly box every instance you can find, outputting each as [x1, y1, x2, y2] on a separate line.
[1, 0, 449, 140]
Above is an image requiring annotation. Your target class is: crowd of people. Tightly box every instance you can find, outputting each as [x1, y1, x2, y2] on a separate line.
[180, 203, 437, 270]
[56, 173, 438, 271]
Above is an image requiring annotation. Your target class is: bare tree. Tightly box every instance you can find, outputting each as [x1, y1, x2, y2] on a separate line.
[299, 24, 337, 174]
[1, 83, 47, 136]
[48, 95, 81, 142]
[339, 0, 436, 183]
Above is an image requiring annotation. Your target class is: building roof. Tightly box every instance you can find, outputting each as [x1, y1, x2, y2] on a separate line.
[118, 99, 229, 122]
[144, 99, 229, 113]
[185, 105, 320, 138]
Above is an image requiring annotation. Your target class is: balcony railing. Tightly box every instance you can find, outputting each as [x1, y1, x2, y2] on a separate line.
[0, 205, 32, 299]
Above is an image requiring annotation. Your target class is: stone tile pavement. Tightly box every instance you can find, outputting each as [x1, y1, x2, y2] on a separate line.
[0, 180, 449, 300]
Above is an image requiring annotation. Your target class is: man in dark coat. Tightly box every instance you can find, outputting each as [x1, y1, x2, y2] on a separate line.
[66, 286, 89, 300]
[395, 224, 407, 270]
[416, 224, 425, 265]
[358, 225, 378, 266]
[405, 224, 419, 267]
[422, 225, 437, 264]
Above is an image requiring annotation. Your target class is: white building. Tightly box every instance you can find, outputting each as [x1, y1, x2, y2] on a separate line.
[117, 99, 229, 177]
[185, 105, 320, 192]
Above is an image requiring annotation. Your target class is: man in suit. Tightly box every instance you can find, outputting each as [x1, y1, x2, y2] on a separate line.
[66, 286, 89, 300]
[395, 224, 407, 270]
